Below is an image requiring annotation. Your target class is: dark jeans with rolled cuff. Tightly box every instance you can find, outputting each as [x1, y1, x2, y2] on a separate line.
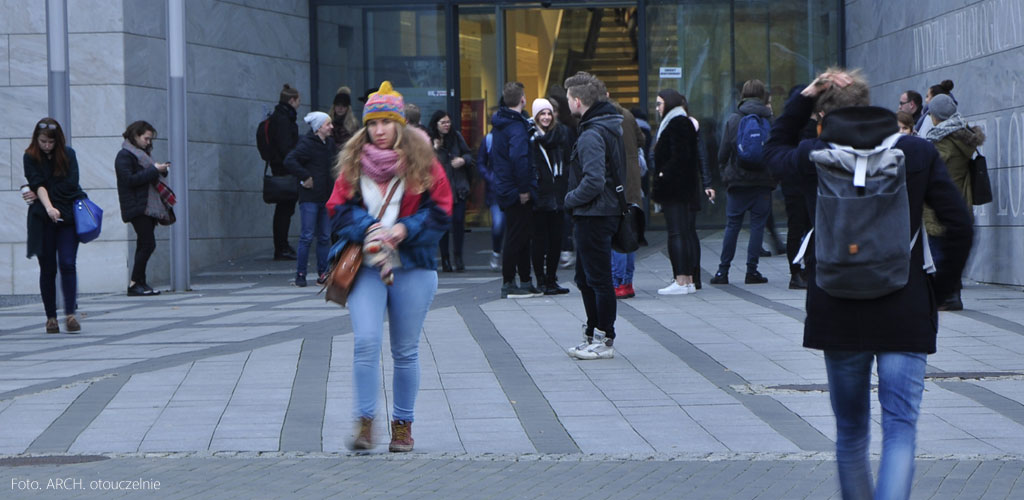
[662, 201, 699, 278]
[502, 201, 534, 284]
[38, 220, 79, 318]
[273, 199, 296, 255]
[574, 215, 618, 339]
[718, 186, 772, 274]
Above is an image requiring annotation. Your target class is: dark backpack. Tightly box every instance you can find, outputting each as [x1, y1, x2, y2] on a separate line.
[735, 113, 771, 168]
[795, 133, 933, 299]
[256, 115, 274, 162]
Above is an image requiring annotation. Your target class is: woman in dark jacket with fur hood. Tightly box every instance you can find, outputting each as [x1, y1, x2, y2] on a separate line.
[115, 120, 171, 297]
[428, 110, 475, 272]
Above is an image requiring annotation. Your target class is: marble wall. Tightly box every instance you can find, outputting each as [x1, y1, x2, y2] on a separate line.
[0, 0, 312, 295]
[846, 0, 1024, 285]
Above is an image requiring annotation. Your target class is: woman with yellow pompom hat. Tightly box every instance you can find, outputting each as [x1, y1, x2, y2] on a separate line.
[326, 81, 453, 452]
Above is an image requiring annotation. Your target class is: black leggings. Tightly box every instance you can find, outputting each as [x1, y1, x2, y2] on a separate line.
[663, 201, 698, 277]
[532, 209, 563, 285]
[439, 199, 467, 259]
[130, 215, 157, 285]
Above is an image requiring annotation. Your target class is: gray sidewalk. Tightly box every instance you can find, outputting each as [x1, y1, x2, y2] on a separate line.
[1, 230, 1023, 499]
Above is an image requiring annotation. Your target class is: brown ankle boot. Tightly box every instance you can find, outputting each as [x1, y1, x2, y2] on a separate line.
[66, 315, 81, 333]
[347, 417, 374, 451]
[45, 318, 59, 334]
[389, 419, 414, 452]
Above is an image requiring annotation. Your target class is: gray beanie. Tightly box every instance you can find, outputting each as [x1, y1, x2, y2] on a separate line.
[304, 111, 331, 133]
[929, 94, 957, 121]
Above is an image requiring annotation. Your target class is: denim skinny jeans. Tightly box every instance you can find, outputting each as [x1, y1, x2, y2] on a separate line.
[348, 266, 437, 422]
[825, 350, 927, 500]
[296, 202, 330, 277]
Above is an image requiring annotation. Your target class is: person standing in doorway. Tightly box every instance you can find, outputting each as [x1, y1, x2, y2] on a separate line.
[268, 84, 301, 261]
[562, 72, 625, 360]
[492, 82, 541, 298]
[710, 79, 775, 285]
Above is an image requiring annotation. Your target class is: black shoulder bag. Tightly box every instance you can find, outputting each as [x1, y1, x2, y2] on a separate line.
[608, 156, 640, 254]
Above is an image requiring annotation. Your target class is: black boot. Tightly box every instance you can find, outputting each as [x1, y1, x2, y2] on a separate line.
[454, 255, 465, 273]
[441, 256, 453, 273]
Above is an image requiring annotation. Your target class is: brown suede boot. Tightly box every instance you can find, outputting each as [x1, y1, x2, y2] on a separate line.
[347, 417, 374, 451]
[389, 419, 414, 452]
[66, 315, 81, 333]
[45, 318, 59, 334]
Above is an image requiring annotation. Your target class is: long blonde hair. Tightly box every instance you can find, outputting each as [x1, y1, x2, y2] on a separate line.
[334, 122, 435, 194]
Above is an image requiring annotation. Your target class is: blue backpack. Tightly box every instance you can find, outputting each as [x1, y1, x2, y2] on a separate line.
[735, 113, 771, 168]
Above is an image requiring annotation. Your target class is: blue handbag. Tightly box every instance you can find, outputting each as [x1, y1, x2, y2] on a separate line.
[74, 197, 103, 243]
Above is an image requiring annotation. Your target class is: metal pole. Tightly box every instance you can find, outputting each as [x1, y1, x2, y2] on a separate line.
[46, 0, 71, 143]
[167, 0, 190, 291]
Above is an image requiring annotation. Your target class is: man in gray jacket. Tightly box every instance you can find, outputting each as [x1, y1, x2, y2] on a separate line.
[563, 72, 627, 360]
[710, 79, 776, 285]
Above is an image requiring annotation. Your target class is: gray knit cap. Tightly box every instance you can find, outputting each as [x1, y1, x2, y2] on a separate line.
[929, 94, 957, 121]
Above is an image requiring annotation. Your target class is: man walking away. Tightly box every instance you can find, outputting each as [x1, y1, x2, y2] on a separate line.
[710, 79, 775, 285]
[492, 82, 541, 298]
[562, 72, 626, 360]
[764, 68, 972, 500]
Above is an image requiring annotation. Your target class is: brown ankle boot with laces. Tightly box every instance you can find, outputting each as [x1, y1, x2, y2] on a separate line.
[45, 318, 59, 334]
[66, 315, 81, 333]
[389, 419, 414, 452]
[347, 417, 374, 450]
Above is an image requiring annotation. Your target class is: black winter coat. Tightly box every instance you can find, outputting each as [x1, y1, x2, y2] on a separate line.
[718, 98, 776, 189]
[284, 132, 337, 204]
[652, 115, 701, 209]
[268, 102, 299, 175]
[114, 148, 163, 222]
[764, 94, 973, 354]
[24, 148, 85, 258]
[435, 130, 475, 201]
[565, 101, 626, 217]
[531, 123, 569, 211]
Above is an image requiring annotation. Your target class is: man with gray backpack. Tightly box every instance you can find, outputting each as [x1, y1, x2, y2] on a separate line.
[710, 79, 775, 285]
[764, 68, 972, 500]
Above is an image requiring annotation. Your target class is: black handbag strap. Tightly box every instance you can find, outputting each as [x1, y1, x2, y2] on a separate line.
[605, 152, 629, 214]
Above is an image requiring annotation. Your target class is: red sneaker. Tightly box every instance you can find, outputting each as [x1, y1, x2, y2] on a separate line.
[615, 284, 633, 299]
[625, 284, 636, 298]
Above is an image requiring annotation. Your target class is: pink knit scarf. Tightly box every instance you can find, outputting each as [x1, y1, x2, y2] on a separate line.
[360, 144, 402, 184]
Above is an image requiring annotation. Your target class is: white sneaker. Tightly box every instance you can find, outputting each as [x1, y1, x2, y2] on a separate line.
[658, 282, 689, 295]
[685, 283, 697, 294]
[575, 341, 615, 360]
[559, 251, 575, 269]
[567, 325, 599, 358]
[489, 252, 500, 272]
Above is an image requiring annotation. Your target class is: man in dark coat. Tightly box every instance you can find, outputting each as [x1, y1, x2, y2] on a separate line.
[492, 82, 541, 298]
[764, 69, 972, 500]
[562, 72, 626, 361]
[711, 79, 776, 285]
[268, 85, 301, 260]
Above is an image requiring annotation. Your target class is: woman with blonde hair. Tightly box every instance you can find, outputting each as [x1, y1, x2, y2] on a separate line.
[326, 81, 453, 453]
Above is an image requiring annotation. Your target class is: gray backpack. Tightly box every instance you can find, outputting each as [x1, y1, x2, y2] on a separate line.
[795, 133, 933, 299]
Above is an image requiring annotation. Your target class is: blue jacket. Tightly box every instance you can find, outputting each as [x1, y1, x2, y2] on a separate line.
[490, 107, 536, 209]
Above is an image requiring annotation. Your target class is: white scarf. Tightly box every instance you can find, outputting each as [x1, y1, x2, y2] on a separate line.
[656, 106, 688, 142]
[359, 176, 405, 227]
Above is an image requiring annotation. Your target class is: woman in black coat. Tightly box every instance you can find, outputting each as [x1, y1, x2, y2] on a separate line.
[428, 110, 475, 272]
[115, 120, 171, 296]
[652, 89, 704, 296]
[529, 98, 570, 294]
[23, 118, 86, 333]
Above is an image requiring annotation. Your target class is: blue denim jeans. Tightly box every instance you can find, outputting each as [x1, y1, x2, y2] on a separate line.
[719, 186, 772, 274]
[38, 220, 79, 318]
[489, 203, 504, 254]
[296, 202, 330, 277]
[825, 351, 927, 500]
[611, 251, 635, 287]
[348, 266, 437, 422]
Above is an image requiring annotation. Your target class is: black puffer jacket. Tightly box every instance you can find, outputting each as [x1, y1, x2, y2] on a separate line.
[531, 122, 569, 211]
[283, 132, 337, 204]
[652, 115, 701, 209]
[268, 102, 299, 176]
[718, 98, 776, 189]
[436, 130, 475, 201]
[114, 148, 163, 222]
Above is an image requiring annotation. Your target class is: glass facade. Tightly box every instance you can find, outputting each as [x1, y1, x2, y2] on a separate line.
[312, 0, 843, 226]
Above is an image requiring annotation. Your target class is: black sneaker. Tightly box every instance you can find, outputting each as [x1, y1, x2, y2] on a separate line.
[521, 282, 544, 297]
[501, 282, 532, 299]
[745, 271, 768, 284]
[544, 283, 570, 295]
[274, 249, 297, 261]
[788, 273, 807, 290]
[709, 272, 728, 285]
[294, 273, 307, 288]
[937, 296, 963, 311]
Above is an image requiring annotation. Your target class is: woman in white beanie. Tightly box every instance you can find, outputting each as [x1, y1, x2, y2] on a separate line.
[283, 110, 335, 287]
[529, 98, 571, 294]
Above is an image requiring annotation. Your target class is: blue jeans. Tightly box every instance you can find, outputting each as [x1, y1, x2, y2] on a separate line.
[489, 203, 504, 254]
[296, 202, 330, 277]
[719, 186, 771, 274]
[38, 220, 79, 318]
[825, 351, 927, 500]
[611, 251, 635, 287]
[348, 266, 437, 421]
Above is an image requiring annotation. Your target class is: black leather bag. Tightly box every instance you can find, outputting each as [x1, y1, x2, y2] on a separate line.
[262, 163, 298, 204]
[608, 162, 639, 254]
[969, 153, 992, 205]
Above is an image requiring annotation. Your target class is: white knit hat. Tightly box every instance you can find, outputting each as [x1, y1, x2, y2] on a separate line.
[531, 98, 554, 119]
[304, 111, 331, 133]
